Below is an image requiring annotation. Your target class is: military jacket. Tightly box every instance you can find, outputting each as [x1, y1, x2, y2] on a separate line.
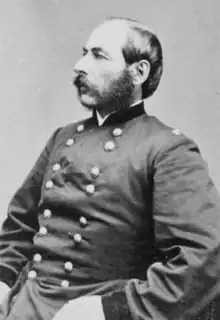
[0, 103, 220, 320]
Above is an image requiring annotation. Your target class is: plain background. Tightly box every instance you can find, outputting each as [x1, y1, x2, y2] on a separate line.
[0, 0, 219, 223]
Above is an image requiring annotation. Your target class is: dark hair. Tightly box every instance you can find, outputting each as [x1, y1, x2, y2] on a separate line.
[106, 17, 163, 99]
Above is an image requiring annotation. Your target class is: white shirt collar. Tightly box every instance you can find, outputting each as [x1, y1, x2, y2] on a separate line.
[96, 99, 143, 127]
[96, 112, 109, 127]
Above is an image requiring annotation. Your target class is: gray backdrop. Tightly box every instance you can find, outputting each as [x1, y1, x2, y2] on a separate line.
[0, 0, 219, 223]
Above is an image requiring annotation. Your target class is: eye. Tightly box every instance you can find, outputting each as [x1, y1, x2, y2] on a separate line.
[93, 51, 108, 60]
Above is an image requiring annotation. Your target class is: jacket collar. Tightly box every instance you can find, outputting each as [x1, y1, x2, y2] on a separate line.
[88, 101, 146, 127]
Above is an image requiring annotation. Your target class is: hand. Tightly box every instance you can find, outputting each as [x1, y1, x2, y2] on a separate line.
[53, 296, 105, 320]
[0, 281, 10, 303]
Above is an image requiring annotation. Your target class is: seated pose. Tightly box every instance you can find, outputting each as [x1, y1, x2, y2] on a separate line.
[0, 17, 220, 320]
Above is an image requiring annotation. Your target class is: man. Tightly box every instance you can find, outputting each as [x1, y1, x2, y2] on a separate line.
[0, 16, 220, 320]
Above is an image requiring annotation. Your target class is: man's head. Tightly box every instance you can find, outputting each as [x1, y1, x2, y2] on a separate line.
[73, 17, 163, 114]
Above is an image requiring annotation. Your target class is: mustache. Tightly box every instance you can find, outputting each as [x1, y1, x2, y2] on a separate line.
[73, 75, 91, 89]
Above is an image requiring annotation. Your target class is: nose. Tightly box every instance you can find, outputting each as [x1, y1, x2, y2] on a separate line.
[74, 56, 89, 75]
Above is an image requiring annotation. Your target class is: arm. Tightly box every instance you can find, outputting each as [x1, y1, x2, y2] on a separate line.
[101, 134, 220, 319]
[0, 128, 61, 288]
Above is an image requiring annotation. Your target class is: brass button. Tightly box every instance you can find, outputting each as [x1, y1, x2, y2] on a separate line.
[76, 124, 84, 133]
[52, 163, 61, 172]
[73, 233, 82, 244]
[112, 128, 122, 137]
[79, 216, 88, 227]
[66, 138, 74, 146]
[85, 184, 95, 195]
[45, 180, 54, 189]
[28, 270, 37, 279]
[64, 261, 73, 272]
[104, 141, 115, 152]
[39, 226, 48, 236]
[90, 166, 100, 178]
[33, 253, 42, 263]
[43, 209, 52, 219]
[61, 280, 69, 288]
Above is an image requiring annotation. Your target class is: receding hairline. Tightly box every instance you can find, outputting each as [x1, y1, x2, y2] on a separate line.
[99, 17, 158, 58]
[102, 16, 154, 36]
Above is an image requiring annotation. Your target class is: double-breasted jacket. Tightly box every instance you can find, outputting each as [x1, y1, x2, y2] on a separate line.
[0, 103, 220, 320]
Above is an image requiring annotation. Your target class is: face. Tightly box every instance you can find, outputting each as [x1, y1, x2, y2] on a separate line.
[73, 21, 134, 112]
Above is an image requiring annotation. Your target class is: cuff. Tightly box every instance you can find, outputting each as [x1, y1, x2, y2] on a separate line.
[0, 265, 17, 288]
[102, 290, 133, 320]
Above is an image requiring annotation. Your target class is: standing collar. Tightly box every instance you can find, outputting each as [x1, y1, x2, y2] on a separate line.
[92, 100, 146, 127]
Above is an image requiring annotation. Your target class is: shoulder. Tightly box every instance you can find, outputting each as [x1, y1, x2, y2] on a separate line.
[142, 114, 200, 154]
[143, 114, 189, 141]
[139, 115, 203, 170]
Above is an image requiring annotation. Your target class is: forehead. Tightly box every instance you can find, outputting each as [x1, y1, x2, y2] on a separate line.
[85, 21, 129, 58]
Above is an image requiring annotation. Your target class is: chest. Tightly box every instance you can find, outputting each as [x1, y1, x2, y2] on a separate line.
[48, 124, 150, 194]
[39, 120, 154, 229]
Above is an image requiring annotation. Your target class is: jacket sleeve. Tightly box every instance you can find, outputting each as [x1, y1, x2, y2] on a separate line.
[102, 134, 220, 320]
[0, 128, 61, 287]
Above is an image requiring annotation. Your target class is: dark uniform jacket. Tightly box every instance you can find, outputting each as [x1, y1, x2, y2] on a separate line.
[0, 102, 220, 320]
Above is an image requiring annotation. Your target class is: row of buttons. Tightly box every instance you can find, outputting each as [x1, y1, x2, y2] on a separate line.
[73, 124, 124, 136]
[76, 123, 123, 137]
[39, 227, 86, 242]
[38, 226, 83, 243]
[28, 269, 72, 288]
[45, 183, 97, 195]
[45, 181, 98, 197]
[65, 126, 122, 149]
[33, 254, 74, 272]
[74, 124, 123, 137]
[31, 124, 100, 288]
[38, 226, 84, 242]
[42, 209, 88, 227]
[66, 138, 117, 152]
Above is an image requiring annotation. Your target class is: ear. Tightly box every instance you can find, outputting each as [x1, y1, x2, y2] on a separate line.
[130, 60, 150, 85]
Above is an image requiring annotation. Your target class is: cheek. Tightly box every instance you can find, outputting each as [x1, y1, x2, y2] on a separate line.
[98, 69, 124, 89]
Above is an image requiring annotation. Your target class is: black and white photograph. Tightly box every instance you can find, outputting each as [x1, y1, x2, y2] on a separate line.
[0, 1, 219, 319]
